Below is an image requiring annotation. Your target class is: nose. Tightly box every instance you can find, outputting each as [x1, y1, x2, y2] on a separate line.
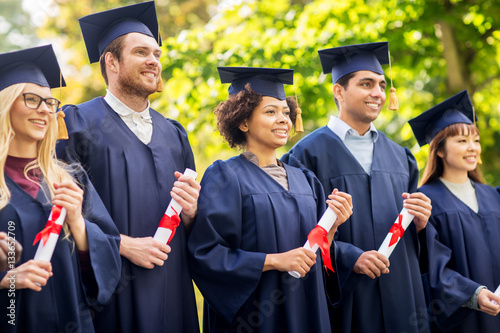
[277, 110, 289, 124]
[370, 85, 385, 99]
[37, 100, 53, 114]
[146, 53, 161, 68]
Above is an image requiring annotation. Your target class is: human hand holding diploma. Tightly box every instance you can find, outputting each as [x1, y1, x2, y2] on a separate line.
[289, 208, 337, 278]
[153, 168, 198, 244]
[377, 208, 414, 258]
[33, 205, 67, 262]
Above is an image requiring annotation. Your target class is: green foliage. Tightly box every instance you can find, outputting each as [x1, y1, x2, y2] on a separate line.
[27, 0, 500, 183]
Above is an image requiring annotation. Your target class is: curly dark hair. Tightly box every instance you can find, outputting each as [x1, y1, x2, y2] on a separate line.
[215, 84, 298, 149]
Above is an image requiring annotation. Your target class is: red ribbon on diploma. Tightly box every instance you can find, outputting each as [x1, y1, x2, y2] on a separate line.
[388, 214, 405, 247]
[158, 207, 180, 244]
[307, 225, 334, 272]
[33, 206, 63, 246]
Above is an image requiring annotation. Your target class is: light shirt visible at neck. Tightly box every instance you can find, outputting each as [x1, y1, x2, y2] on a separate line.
[104, 89, 153, 144]
[327, 115, 378, 175]
[439, 177, 479, 213]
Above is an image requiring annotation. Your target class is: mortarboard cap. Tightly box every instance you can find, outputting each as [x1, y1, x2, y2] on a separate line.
[0, 45, 66, 91]
[318, 42, 389, 83]
[408, 90, 475, 147]
[79, 1, 161, 63]
[217, 67, 294, 101]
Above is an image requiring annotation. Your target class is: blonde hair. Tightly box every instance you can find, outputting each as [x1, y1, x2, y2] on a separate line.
[0, 83, 74, 211]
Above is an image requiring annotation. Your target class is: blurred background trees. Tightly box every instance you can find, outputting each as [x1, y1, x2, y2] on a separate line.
[3, 0, 500, 327]
[7, 0, 496, 183]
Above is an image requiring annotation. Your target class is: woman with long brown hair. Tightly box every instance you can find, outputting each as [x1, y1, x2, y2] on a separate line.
[409, 90, 500, 332]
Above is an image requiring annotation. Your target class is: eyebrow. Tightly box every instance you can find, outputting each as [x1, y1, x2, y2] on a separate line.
[358, 77, 387, 85]
[263, 104, 290, 109]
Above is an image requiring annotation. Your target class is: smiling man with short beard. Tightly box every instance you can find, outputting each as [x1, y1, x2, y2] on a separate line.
[56, 2, 200, 332]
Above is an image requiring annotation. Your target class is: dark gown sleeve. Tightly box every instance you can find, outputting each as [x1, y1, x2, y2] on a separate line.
[187, 161, 266, 323]
[73, 165, 122, 305]
[56, 104, 90, 167]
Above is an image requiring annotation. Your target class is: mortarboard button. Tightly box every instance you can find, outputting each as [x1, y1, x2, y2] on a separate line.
[408, 90, 475, 147]
[217, 67, 293, 101]
[79, 1, 161, 63]
[0, 45, 66, 91]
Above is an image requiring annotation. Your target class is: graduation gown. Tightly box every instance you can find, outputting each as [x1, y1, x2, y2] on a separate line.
[0, 167, 121, 333]
[187, 155, 340, 333]
[56, 97, 199, 333]
[420, 180, 500, 332]
[282, 126, 429, 333]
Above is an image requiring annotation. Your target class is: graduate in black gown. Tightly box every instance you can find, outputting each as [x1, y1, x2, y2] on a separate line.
[55, 2, 200, 332]
[282, 42, 433, 333]
[188, 67, 353, 333]
[409, 90, 500, 332]
[0, 45, 121, 332]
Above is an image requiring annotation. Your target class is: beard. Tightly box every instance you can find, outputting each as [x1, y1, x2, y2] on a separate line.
[117, 70, 158, 99]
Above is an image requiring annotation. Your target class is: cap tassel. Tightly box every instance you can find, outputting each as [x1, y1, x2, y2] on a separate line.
[293, 84, 304, 133]
[387, 50, 398, 111]
[57, 110, 69, 140]
[156, 76, 163, 93]
[389, 87, 399, 111]
[295, 107, 304, 133]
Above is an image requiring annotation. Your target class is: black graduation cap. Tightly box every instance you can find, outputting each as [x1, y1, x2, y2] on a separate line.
[0, 45, 66, 91]
[408, 90, 476, 147]
[79, 1, 161, 63]
[217, 67, 294, 100]
[318, 42, 389, 83]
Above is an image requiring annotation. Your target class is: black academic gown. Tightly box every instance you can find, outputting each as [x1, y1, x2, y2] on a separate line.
[282, 126, 429, 333]
[0, 168, 121, 333]
[420, 180, 500, 332]
[56, 97, 199, 333]
[187, 155, 340, 333]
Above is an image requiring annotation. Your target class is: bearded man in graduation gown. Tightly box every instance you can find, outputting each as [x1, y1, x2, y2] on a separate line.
[56, 2, 200, 332]
[282, 42, 433, 333]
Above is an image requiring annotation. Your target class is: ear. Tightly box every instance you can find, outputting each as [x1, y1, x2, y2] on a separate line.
[333, 83, 344, 103]
[239, 120, 249, 133]
[437, 149, 445, 159]
[105, 52, 119, 74]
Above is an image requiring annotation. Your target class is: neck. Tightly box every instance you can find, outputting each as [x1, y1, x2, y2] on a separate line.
[8, 140, 37, 158]
[245, 147, 277, 167]
[108, 86, 149, 112]
[441, 169, 469, 184]
[338, 114, 371, 135]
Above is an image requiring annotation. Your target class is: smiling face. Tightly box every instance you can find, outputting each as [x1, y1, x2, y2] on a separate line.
[240, 96, 292, 155]
[438, 129, 481, 182]
[113, 32, 162, 99]
[334, 70, 387, 134]
[9, 83, 55, 156]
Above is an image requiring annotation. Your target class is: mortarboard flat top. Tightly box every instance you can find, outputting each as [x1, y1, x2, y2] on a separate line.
[79, 1, 161, 63]
[217, 67, 294, 101]
[318, 42, 389, 83]
[408, 90, 475, 147]
[0, 45, 66, 91]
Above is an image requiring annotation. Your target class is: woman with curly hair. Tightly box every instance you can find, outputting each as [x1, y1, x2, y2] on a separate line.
[409, 90, 500, 332]
[188, 67, 353, 333]
[0, 45, 121, 332]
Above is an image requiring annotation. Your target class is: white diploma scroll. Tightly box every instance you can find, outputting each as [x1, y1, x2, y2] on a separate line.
[289, 208, 338, 278]
[377, 208, 414, 258]
[33, 206, 67, 262]
[491, 284, 500, 304]
[153, 168, 198, 244]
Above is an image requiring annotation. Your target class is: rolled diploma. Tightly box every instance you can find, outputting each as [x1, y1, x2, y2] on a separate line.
[289, 208, 338, 278]
[491, 284, 500, 304]
[377, 207, 414, 258]
[153, 168, 198, 244]
[34, 207, 67, 262]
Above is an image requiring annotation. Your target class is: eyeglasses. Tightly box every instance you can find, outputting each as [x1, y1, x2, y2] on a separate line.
[22, 93, 61, 114]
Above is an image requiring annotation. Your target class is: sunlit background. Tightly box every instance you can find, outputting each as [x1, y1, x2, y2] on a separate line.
[2, 0, 500, 328]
